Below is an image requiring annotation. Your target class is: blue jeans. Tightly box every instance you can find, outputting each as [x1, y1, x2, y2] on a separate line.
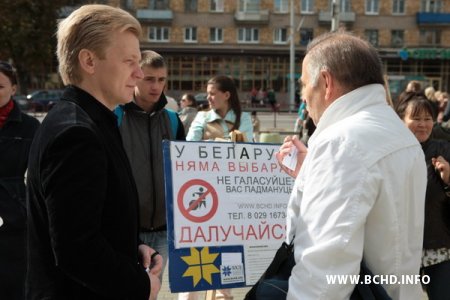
[255, 279, 288, 300]
[140, 230, 168, 281]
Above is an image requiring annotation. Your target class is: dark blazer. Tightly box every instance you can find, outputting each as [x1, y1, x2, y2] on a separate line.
[0, 101, 39, 300]
[422, 139, 450, 250]
[26, 86, 150, 299]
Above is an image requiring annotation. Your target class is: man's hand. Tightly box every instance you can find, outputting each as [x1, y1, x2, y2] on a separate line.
[138, 244, 163, 277]
[148, 272, 161, 300]
[275, 135, 308, 178]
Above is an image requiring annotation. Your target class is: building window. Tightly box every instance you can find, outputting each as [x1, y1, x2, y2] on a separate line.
[420, 29, 441, 45]
[185, 0, 197, 12]
[391, 30, 404, 47]
[341, 0, 351, 12]
[210, 0, 224, 12]
[365, 29, 378, 46]
[148, 26, 169, 42]
[365, 0, 379, 15]
[421, 0, 442, 12]
[328, 0, 351, 12]
[149, 0, 169, 10]
[210, 28, 223, 43]
[301, 0, 314, 13]
[239, 0, 260, 12]
[392, 0, 405, 14]
[300, 28, 313, 46]
[274, 0, 289, 13]
[238, 28, 259, 43]
[184, 27, 197, 43]
[125, 0, 134, 9]
[274, 28, 288, 44]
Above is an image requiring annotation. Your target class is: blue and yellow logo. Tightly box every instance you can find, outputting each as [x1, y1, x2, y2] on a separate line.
[181, 247, 220, 286]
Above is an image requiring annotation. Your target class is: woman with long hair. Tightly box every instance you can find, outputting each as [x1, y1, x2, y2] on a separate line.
[186, 75, 253, 142]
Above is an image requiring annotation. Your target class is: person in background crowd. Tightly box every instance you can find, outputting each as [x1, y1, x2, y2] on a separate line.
[425, 86, 439, 121]
[165, 93, 179, 112]
[178, 93, 198, 135]
[300, 113, 316, 146]
[256, 87, 266, 107]
[250, 86, 258, 107]
[198, 102, 210, 111]
[251, 110, 260, 142]
[182, 75, 253, 300]
[267, 88, 277, 111]
[433, 90, 447, 123]
[294, 99, 306, 137]
[395, 91, 450, 300]
[275, 30, 426, 299]
[406, 80, 422, 93]
[186, 75, 253, 143]
[0, 61, 39, 300]
[26, 5, 161, 299]
[438, 91, 450, 123]
[115, 50, 185, 285]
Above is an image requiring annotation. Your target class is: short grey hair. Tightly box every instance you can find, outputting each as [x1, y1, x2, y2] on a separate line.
[305, 30, 384, 91]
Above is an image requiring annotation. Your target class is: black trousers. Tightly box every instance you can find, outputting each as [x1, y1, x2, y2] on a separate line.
[0, 232, 26, 300]
[422, 260, 450, 300]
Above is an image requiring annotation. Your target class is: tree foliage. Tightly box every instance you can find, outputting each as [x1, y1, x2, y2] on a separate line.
[0, 0, 67, 93]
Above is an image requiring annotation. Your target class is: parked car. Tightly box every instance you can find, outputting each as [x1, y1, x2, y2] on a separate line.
[27, 89, 64, 112]
[13, 94, 31, 111]
[194, 93, 209, 109]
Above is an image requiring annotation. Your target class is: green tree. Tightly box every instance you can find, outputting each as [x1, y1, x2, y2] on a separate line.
[0, 0, 67, 94]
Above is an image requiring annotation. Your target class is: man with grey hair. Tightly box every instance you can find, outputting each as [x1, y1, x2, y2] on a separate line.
[275, 31, 427, 299]
[26, 5, 161, 299]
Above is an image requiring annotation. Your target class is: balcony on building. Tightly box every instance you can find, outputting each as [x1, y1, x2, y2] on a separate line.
[136, 9, 173, 23]
[234, 10, 269, 24]
[417, 12, 450, 26]
[318, 10, 356, 23]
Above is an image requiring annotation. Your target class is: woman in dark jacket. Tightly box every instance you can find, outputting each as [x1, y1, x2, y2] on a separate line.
[395, 91, 450, 300]
[0, 61, 40, 299]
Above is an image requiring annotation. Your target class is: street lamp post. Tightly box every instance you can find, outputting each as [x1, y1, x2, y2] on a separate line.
[331, 0, 340, 31]
[289, 0, 295, 113]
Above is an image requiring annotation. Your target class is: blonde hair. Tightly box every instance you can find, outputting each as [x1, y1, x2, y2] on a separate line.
[424, 86, 436, 101]
[57, 4, 142, 85]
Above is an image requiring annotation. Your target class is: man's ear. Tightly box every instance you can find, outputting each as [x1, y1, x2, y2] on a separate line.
[78, 49, 96, 75]
[321, 70, 334, 102]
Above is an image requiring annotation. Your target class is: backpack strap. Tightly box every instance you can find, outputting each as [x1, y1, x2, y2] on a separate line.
[165, 108, 179, 138]
[113, 105, 124, 127]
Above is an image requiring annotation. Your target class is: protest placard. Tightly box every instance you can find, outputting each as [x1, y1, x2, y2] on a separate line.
[163, 141, 293, 293]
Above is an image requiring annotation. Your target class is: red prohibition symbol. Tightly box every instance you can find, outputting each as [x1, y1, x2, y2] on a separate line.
[177, 179, 219, 223]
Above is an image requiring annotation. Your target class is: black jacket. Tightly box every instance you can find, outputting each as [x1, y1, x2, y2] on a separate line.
[422, 139, 450, 250]
[26, 86, 150, 299]
[119, 94, 185, 230]
[0, 101, 39, 299]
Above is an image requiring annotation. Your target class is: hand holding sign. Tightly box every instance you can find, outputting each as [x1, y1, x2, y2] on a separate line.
[276, 135, 308, 178]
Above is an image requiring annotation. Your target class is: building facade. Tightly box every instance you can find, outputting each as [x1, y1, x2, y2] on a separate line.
[91, 0, 450, 107]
